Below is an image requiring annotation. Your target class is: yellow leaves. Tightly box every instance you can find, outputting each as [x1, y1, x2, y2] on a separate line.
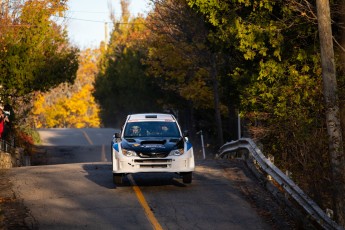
[243, 50, 256, 60]
[180, 77, 213, 109]
[32, 93, 46, 115]
[236, 0, 275, 11]
[33, 84, 101, 128]
[237, 0, 251, 7]
[301, 65, 310, 73]
[32, 49, 101, 128]
[273, 48, 281, 61]
[234, 13, 284, 61]
[258, 59, 284, 83]
[63, 85, 100, 128]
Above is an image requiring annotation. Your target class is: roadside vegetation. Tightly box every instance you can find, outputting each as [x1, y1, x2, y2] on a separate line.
[1, 0, 345, 226]
[0, 0, 78, 147]
[33, 48, 101, 128]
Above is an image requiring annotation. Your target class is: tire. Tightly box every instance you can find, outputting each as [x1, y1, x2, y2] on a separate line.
[113, 173, 123, 185]
[182, 172, 192, 184]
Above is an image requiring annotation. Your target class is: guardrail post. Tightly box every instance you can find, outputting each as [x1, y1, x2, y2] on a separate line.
[197, 130, 206, 159]
[237, 110, 241, 139]
[327, 209, 334, 219]
[285, 170, 292, 178]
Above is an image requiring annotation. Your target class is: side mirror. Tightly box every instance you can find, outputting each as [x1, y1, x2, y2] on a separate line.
[115, 132, 121, 138]
[183, 130, 189, 137]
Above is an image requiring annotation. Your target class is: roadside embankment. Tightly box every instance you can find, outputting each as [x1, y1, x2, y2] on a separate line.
[0, 148, 25, 169]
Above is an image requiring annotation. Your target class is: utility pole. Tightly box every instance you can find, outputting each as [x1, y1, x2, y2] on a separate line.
[104, 22, 108, 50]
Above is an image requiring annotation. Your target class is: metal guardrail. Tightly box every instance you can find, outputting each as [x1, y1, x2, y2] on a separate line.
[217, 138, 343, 230]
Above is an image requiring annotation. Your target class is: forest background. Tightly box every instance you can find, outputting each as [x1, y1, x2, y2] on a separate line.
[1, 0, 345, 226]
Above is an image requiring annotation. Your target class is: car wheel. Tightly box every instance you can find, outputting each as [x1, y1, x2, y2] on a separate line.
[182, 172, 192, 184]
[113, 173, 123, 185]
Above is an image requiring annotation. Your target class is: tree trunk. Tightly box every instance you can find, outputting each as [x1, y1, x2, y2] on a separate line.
[339, 0, 345, 159]
[210, 53, 224, 147]
[227, 104, 238, 141]
[341, 1, 345, 71]
[316, 0, 345, 226]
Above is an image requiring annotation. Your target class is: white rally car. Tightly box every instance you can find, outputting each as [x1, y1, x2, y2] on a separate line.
[111, 113, 195, 185]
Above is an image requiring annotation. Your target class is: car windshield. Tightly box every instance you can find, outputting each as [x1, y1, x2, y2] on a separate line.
[124, 121, 180, 138]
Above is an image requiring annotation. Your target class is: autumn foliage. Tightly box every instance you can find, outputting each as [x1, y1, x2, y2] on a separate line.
[33, 49, 101, 128]
[2, 0, 345, 224]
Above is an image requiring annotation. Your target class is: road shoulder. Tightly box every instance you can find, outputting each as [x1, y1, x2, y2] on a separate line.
[0, 169, 37, 230]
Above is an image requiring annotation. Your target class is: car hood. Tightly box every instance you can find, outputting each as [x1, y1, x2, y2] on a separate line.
[121, 136, 183, 153]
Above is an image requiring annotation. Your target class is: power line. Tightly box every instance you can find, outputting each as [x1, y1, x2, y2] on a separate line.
[0, 16, 145, 28]
[55, 15, 112, 23]
[67, 10, 130, 16]
[54, 15, 145, 24]
[0, 24, 34, 27]
[68, 10, 109, 14]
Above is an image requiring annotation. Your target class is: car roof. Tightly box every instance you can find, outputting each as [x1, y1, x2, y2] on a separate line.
[126, 113, 176, 122]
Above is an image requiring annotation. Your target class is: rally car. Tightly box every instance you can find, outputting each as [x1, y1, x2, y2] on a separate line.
[111, 113, 195, 185]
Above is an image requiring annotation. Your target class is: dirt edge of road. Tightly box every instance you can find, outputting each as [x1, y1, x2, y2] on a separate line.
[0, 170, 37, 230]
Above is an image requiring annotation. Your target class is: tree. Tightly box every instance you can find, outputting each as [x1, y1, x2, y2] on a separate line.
[316, 0, 345, 225]
[145, 0, 233, 146]
[94, 0, 163, 127]
[33, 49, 101, 128]
[187, 0, 342, 217]
[0, 0, 78, 106]
[0, 0, 79, 146]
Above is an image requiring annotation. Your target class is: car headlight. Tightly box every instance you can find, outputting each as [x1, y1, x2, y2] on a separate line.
[122, 148, 137, 157]
[169, 148, 184, 156]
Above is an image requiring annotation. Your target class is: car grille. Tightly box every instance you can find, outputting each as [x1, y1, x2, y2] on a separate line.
[138, 152, 169, 158]
[134, 159, 172, 168]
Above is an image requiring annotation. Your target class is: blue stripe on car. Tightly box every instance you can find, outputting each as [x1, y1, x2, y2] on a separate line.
[113, 143, 119, 152]
[186, 142, 192, 151]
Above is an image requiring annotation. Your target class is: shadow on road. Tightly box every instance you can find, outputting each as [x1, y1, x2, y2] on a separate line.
[82, 163, 188, 189]
[82, 163, 114, 189]
[131, 172, 187, 187]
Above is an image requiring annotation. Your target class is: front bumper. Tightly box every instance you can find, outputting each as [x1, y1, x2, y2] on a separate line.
[112, 150, 195, 174]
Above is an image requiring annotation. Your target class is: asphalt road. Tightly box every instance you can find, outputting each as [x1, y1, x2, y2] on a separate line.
[4, 128, 297, 229]
[36, 128, 117, 164]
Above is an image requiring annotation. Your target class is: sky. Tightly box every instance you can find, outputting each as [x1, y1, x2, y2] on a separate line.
[57, 0, 151, 49]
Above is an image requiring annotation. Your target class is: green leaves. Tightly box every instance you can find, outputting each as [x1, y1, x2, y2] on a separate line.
[186, 1, 333, 199]
[0, 0, 78, 103]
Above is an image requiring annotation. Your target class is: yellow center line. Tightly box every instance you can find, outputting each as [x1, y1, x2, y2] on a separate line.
[128, 175, 163, 230]
[82, 130, 93, 145]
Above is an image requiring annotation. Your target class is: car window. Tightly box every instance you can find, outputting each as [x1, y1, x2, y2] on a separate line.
[124, 121, 180, 138]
